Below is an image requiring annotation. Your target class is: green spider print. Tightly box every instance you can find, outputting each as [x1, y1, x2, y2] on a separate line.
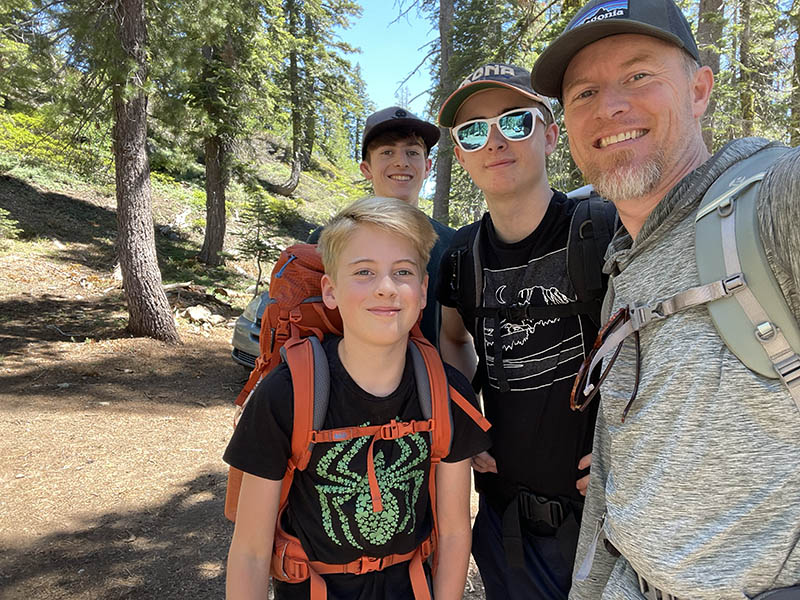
[314, 420, 429, 550]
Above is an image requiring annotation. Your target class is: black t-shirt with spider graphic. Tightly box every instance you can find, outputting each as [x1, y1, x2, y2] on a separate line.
[223, 335, 490, 600]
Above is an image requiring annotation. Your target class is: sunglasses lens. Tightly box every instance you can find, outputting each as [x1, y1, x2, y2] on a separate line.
[456, 121, 489, 151]
[498, 110, 533, 140]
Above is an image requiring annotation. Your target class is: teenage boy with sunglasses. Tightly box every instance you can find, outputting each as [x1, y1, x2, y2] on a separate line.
[435, 63, 612, 600]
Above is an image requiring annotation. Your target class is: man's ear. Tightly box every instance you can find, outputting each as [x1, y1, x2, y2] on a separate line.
[423, 157, 432, 178]
[419, 273, 428, 311]
[544, 121, 559, 156]
[691, 65, 714, 120]
[321, 273, 337, 310]
[359, 160, 374, 181]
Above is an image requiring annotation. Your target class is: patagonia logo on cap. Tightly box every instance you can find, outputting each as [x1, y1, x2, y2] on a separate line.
[571, 0, 629, 28]
[459, 64, 517, 88]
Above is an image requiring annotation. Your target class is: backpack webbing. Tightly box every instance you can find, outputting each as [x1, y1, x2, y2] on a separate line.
[445, 197, 617, 392]
[270, 332, 490, 600]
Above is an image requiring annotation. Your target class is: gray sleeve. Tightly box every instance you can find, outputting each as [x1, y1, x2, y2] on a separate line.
[569, 399, 618, 599]
[758, 146, 800, 318]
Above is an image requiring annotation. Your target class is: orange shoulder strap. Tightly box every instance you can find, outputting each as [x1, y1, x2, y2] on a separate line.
[449, 385, 491, 432]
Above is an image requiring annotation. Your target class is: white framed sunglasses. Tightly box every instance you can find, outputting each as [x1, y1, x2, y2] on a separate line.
[451, 107, 545, 152]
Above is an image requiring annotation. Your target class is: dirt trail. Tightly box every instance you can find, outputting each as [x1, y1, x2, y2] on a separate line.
[0, 251, 486, 599]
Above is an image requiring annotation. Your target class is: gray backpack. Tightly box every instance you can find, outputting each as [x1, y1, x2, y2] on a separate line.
[695, 144, 800, 406]
[582, 144, 800, 410]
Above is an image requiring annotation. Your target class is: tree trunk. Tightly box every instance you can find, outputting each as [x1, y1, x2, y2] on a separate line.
[791, 10, 800, 148]
[696, 0, 723, 151]
[198, 134, 229, 266]
[112, 0, 180, 344]
[739, 0, 754, 137]
[259, 153, 302, 196]
[300, 13, 317, 166]
[287, 0, 302, 161]
[433, 0, 454, 225]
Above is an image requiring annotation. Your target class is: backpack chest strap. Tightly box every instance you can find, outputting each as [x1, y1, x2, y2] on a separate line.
[582, 273, 800, 406]
[309, 419, 434, 444]
[580, 276, 745, 398]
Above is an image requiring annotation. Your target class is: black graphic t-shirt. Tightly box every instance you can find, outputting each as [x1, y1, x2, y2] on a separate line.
[437, 192, 599, 505]
[224, 336, 489, 600]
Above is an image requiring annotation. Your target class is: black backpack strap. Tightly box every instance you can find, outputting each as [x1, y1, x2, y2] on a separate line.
[445, 221, 483, 334]
[566, 195, 618, 327]
[445, 221, 485, 391]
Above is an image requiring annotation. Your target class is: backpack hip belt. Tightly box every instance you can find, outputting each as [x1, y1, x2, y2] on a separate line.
[272, 522, 434, 600]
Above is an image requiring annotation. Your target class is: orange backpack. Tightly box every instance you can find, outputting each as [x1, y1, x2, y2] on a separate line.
[224, 243, 490, 600]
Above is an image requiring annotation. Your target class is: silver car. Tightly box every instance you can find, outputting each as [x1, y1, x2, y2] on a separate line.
[230, 291, 270, 369]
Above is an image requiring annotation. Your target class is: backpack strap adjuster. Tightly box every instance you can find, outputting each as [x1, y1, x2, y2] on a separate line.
[775, 353, 800, 387]
[723, 273, 746, 294]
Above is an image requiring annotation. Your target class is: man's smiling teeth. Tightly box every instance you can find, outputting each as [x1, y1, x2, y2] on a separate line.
[598, 129, 646, 148]
[389, 174, 411, 181]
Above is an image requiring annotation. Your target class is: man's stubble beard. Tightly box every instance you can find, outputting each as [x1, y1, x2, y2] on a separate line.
[585, 146, 666, 203]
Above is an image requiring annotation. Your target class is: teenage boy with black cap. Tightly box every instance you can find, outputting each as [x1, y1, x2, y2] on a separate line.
[435, 63, 615, 600]
[531, 0, 800, 598]
[309, 106, 453, 346]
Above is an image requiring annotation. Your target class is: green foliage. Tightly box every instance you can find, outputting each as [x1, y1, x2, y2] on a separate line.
[0, 207, 21, 245]
[235, 186, 285, 290]
[0, 111, 111, 178]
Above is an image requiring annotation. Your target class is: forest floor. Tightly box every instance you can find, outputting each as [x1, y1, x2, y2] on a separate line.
[0, 174, 486, 599]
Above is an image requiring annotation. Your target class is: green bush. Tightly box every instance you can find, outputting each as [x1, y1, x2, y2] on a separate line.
[0, 208, 21, 245]
[0, 111, 111, 179]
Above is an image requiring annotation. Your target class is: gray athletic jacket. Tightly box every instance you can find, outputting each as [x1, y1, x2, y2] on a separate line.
[570, 138, 800, 600]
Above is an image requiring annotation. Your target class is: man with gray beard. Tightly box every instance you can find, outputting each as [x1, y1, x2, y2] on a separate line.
[531, 0, 800, 598]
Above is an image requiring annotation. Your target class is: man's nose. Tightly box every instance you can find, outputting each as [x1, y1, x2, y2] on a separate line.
[596, 86, 631, 120]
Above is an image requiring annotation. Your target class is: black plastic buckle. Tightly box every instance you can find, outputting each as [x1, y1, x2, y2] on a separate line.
[518, 492, 565, 528]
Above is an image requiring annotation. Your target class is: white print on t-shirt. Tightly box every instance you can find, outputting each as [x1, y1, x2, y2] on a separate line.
[482, 248, 586, 393]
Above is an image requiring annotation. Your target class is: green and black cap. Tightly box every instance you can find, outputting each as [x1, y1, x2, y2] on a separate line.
[438, 63, 555, 128]
[531, 0, 700, 100]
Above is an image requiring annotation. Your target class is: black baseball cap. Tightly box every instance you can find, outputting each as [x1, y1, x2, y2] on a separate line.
[438, 63, 555, 128]
[531, 0, 700, 99]
[361, 107, 440, 160]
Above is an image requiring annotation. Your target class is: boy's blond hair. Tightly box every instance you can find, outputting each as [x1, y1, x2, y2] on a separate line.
[318, 196, 437, 281]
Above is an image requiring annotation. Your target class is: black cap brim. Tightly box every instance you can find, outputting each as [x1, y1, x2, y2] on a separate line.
[361, 118, 440, 160]
[532, 20, 697, 99]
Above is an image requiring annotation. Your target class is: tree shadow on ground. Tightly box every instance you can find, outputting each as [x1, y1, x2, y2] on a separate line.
[0, 287, 243, 357]
[0, 175, 118, 268]
[0, 294, 130, 356]
[0, 174, 282, 289]
[0, 470, 233, 600]
[0, 330, 247, 411]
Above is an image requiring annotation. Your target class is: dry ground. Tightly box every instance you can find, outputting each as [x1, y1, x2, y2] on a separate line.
[0, 180, 486, 599]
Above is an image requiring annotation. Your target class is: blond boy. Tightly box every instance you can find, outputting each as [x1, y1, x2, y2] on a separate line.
[226, 197, 490, 600]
